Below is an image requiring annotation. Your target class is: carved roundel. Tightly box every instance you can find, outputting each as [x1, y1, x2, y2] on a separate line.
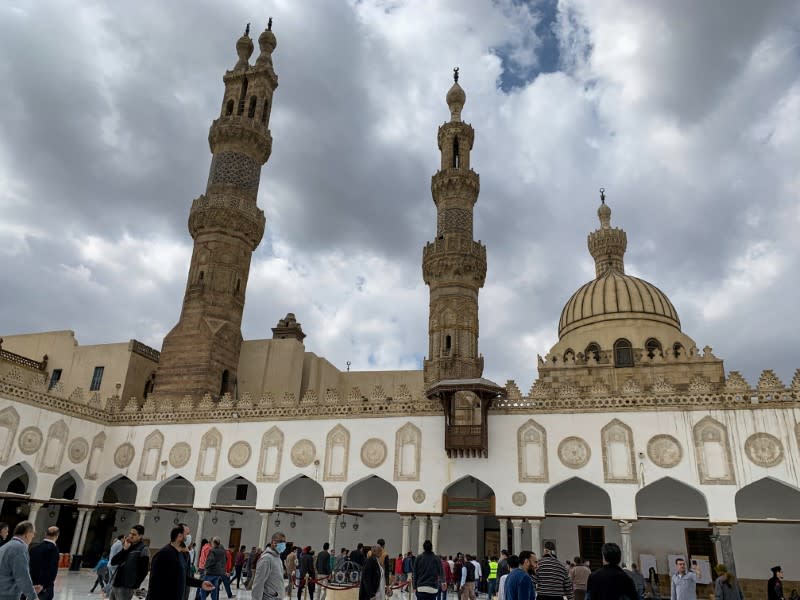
[68, 438, 90, 463]
[558, 436, 591, 469]
[228, 441, 252, 468]
[114, 443, 136, 469]
[291, 439, 316, 468]
[512, 491, 527, 507]
[18, 426, 43, 455]
[744, 433, 783, 468]
[360, 438, 387, 468]
[169, 442, 192, 468]
[647, 434, 683, 468]
[412, 489, 426, 504]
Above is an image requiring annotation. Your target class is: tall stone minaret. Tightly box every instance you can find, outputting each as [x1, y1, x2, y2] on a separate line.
[422, 69, 487, 386]
[153, 22, 278, 401]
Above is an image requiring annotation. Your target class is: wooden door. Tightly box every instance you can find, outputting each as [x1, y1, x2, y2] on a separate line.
[229, 527, 242, 550]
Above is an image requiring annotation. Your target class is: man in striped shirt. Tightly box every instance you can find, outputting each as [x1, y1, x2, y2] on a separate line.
[532, 541, 573, 600]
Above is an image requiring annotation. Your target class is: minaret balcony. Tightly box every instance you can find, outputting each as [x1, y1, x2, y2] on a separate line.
[431, 168, 480, 202]
[209, 116, 273, 163]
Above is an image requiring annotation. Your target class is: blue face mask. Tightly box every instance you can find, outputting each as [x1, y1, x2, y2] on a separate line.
[276, 542, 287, 553]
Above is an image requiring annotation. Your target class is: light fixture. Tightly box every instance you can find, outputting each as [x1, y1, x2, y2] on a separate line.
[353, 520, 359, 531]
[229, 518, 236, 527]
[99, 513, 107, 521]
[120, 514, 127, 523]
[154, 514, 160, 523]
[48, 510, 56, 518]
[72, 510, 79, 519]
[290, 519, 296, 528]
[274, 517, 281, 527]
[212, 513, 218, 525]
[174, 517, 180, 525]
[340, 519, 347, 529]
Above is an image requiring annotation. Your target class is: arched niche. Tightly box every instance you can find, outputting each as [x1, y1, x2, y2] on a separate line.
[517, 419, 548, 482]
[0, 462, 35, 528]
[394, 422, 421, 481]
[51, 469, 83, 500]
[137, 430, 164, 481]
[96, 475, 137, 505]
[693, 416, 735, 484]
[601, 419, 636, 483]
[544, 477, 611, 516]
[735, 477, 800, 520]
[85, 432, 106, 481]
[274, 474, 324, 510]
[196, 427, 222, 481]
[0, 407, 20, 465]
[635, 477, 708, 518]
[257, 426, 283, 482]
[443, 475, 495, 514]
[324, 424, 350, 482]
[212, 474, 257, 507]
[343, 476, 398, 510]
[152, 475, 195, 505]
[40, 419, 68, 474]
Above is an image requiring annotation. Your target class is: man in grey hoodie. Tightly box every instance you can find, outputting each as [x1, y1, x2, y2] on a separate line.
[0, 521, 41, 600]
[251, 532, 288, 600]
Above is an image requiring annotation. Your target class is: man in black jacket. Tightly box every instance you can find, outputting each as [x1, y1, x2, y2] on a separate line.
[359, 545, 383, 600]
[586, 543, 638, 600]
[298, 547, 316, 600]
[110, 525, 150, 600]
[29, 526, 60, 600]
[413, 540, 444, 600]
[316, 543, 332, 600]
[146, 526, 213, 600]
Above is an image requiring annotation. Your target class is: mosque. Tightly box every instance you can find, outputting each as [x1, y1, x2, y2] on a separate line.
[0, 22, 797, 595]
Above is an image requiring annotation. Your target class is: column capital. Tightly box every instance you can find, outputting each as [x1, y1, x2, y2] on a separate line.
[28, 501, 44, 509]
[328, 513, 339, 523]
[498, 517, 508, 524]
[510, 518, 524, 527]
[712, 524, 734, 536]
[430, 515, 441, 524]
[401, 515, 413, 525]
[618, 520, 634, 534]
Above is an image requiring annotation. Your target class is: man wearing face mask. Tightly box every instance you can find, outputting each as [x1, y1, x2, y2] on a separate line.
[505, 552, 535, 600]
[251, 532, 288, 600]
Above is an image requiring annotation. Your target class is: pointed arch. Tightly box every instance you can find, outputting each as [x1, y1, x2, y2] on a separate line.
[138, 429, 164, 481]
[735, 477, 800, 520]
[274, 474, 324, 510]
[196, 427, 222, 481]
[86, 431, 106, 480]
[693, 416, 735, 484]
[544, 477, 611, 516]
[51, 469, 83, 500]
[257, 426, 283, 482]
[343, 475, 398, 510]
[151, 474, 195, 505]
[323, 424, 350, 481]
[517, 419, 548, 482]
[635, 476, 708, 518]
[96, 474, 137, 504]
[40, 419, 68, 474]
[394, 422, 421, 481]
[601, 419, 636, 483]
[0, 461, 36, 494]
[211, 474, 257, 507]
[0, 407, 20, 465]
[443, 475, 495, 514]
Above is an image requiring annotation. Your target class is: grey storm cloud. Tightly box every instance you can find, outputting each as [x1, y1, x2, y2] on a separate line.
[1, 0, 799, 390]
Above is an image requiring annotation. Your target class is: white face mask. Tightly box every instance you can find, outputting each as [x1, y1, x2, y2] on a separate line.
[185, 534, 193, 547]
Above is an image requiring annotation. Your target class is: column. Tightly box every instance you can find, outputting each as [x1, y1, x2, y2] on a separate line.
[713, 524, 737, 574]
[195, 511, 206, 566]
[328, 514, 339, 552]
[511, 519, 523, 554]
[619, 521, 633, 568]
[417, 516, 428, 554]
[259, 512, 271, 548]
[430, 516, 441, 553]
[138, 509, 148, 526]
[401, 516, 412, 555]
[528, 519, 541, 557]
[70, 508, 88, 555]
[498, 518, 508, 553]
[27, 502, 43, 528]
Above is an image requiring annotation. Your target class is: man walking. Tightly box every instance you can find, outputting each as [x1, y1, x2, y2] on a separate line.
[671, 558, 701, 600]
[768, 566, 785, 600]
[0, 521, 41, 600]
[202, 538, 228, 600]
[109, 525, 150, 600]
[585, 543, 637, 600]
[459, 554, 477, 600]
[569, 556, 591, 600]
[317, 542, 332, 600]
[29, 526, 59, 600]
[413, 540, 444, 600]
[147, 526, 213, 600]
[487, 556, 499, 600]
[533, 541, 573, 600]
[251, 532, 287, 600]
[628, 563, 645, 600]
[105, 534, 125, 596]
[505, 552, 535, 600]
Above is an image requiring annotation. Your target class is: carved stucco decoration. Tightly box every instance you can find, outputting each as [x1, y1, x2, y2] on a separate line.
[647, 434, 682, 468]
[324, 424, 350, 481]
[114, 442, 136, 469]
[744, 433, 783, 468]
[693, 416, 736, 484]
[0, 407, 20, 465]
[228, 441, 252, 468]
[258, 427, 283, 482]
[40, 419, 69, 474]
[291, 439, 316, 468]
[394, 422, 422, 481]
[412, 489, 426, 504]
[601, 419, 637, 483]
[85, 432, 106, 480]
[517, 419, 548, 483]
[558, 436, 591, 469]
[68, 437, 89, 464]
[169, 442, 192, 468]
[361, 438, 388, 468]
[138, 430, 164, 481]
[196, 427, 222, 481]
[512, 491, 527, 506]
[18, 426, 43, 455]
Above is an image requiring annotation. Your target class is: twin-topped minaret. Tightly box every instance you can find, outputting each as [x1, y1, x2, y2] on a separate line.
[153, 22, 278, 401]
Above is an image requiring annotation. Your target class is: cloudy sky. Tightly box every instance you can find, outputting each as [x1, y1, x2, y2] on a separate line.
[1, 0, 799, 391]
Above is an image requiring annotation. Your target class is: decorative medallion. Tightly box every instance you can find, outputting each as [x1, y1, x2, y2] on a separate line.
[18, 426, 43, 455]
[647, 434, 682, 468]
[290, 439, 316, 468]
[228, 441, 252, 468]
[744, 433, 783, 468]
[360, 438, 387, 468]
[558, 436, 591, 469]
[169, 442, 192, 468]
[114, 442, 136, 468]
[67, 438, 89, 463]
[412, 489, 426, 504]
[512, 491, 527, 507]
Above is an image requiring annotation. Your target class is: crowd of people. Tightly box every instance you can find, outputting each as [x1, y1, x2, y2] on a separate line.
[0, 519, 795, 600]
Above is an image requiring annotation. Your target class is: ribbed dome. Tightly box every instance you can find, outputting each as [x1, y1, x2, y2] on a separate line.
[558, 271, 681, 337]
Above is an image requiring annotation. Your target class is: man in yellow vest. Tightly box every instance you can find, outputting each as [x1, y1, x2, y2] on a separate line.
[488, 556, 499, 600]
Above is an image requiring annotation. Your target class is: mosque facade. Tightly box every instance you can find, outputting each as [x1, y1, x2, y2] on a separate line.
[1, 23, 798, 594]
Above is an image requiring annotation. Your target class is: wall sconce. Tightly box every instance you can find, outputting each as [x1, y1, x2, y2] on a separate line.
[211, 513, 218, 525]
[229, 519, 236, 527]
[340, 519, 347, 529]
[174, 517, 180, 525]
[48, 510, 56, 519]
[353, 519, 359, 531]
[290, 519, 296, 528]
[274, 515, 281, 527]
[120, 514, 127, 523]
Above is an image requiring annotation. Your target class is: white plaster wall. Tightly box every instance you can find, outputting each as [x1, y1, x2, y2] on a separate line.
[732, 523, 800, 580]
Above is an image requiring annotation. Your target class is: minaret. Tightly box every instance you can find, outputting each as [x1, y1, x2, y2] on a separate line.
[588, 188, 628, 277]
[423, 70, 503, 458]
[152, 22, 278, 401]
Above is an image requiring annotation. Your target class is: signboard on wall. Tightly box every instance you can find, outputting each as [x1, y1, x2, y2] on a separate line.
[639, 554, 657, 578]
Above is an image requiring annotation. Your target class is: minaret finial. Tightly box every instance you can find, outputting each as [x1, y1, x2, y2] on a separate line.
[600, 187, 605, 204]
[453, 67, 459, 83]
[245, 22, 250, 36]
[268, 17, 272, 31]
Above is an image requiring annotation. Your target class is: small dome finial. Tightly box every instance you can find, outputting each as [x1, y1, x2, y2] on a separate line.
[245, 22, 250, 36]
[453, 66, 459, 83]
[600, 187, 605, 204]
[268, 17, 272, 31]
